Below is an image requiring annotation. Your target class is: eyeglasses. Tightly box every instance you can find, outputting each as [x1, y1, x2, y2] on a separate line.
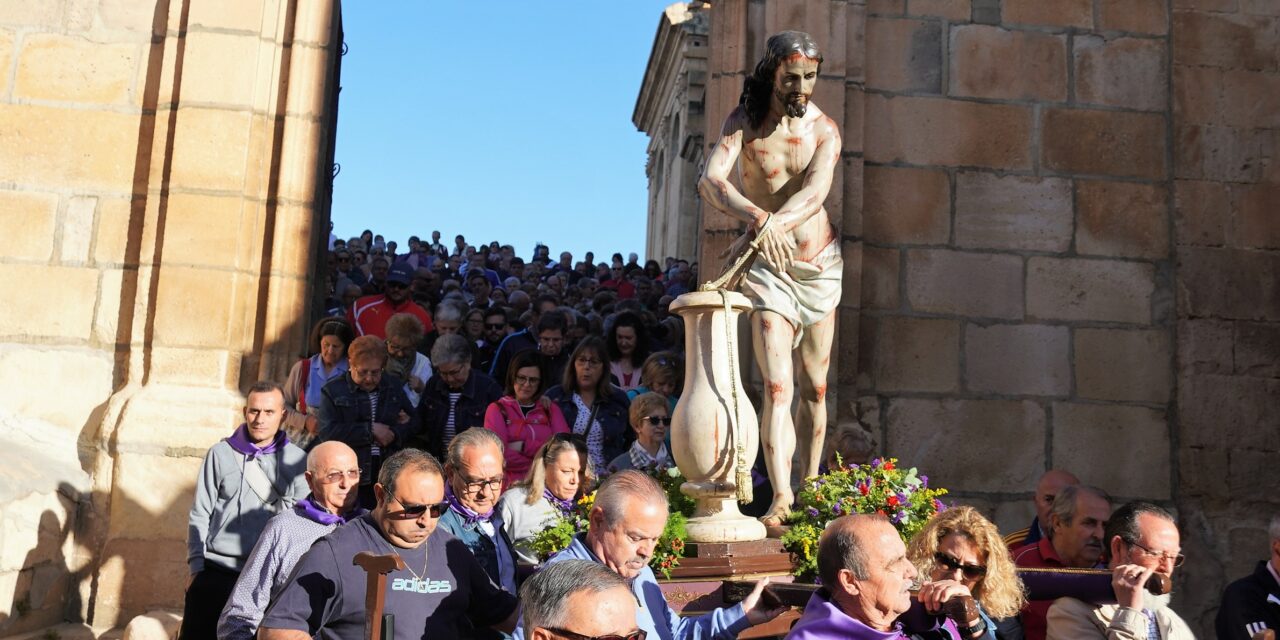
[1124, 538, 1185, 568]
[576, 357, 603, 367]
[388, 494, 448, 519]
[319, 469, 361, 484]
[458, 477, 503, 495]
[515, 375, 541, 387]
[643, 415, 672, 426]
[934, 551, 987, 579]
[544, 628, 646, 640]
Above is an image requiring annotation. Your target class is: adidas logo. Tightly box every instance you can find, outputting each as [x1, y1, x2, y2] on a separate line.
[390, 577, 453, 594]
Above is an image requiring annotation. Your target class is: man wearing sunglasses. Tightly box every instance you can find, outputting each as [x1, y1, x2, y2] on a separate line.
[218, 442, 365, 640]
[521, 559, 642, 640]
[349, 262, 435, 340]
[260, 449, 520, 640]
[1046, 501, 1193, 640]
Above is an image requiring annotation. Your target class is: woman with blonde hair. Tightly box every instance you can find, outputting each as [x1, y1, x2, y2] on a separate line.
[497, 434, 594, 566]
[907, 505, 1026, 640]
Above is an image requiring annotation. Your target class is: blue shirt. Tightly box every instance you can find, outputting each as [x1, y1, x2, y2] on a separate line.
[306, 355, 348, 409]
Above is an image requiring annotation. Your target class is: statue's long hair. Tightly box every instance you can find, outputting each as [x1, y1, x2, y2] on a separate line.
[739, 31, 824, 129]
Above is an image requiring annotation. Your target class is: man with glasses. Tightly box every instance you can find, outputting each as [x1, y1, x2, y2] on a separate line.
[520, 559, 641, 640]
[1046, 501, 1193, 640]
[218, 442, 365, 640]
[418, 334, 503, 460]
[439, 428, 517, 600]
[260, 449, 520, 640]
[349, 262, 434, 340]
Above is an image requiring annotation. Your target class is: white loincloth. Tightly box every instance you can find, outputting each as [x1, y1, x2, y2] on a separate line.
[741, 235, 842, 348]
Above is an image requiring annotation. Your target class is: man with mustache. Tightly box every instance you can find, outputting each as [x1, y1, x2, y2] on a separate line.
[1014, 484, 1113, 640]
[1046, 501, 1194, 639]
[698, 30, 843, 526]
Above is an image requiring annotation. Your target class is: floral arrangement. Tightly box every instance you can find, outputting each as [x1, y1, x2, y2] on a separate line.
[527, 464, 692, 578]
[781, 456, 949, 579]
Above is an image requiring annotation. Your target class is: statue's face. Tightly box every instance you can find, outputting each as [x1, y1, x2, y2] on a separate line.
[772, 54, 818, 118]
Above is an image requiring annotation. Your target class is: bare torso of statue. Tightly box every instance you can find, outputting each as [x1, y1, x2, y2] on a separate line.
[698, 31, 842, 525]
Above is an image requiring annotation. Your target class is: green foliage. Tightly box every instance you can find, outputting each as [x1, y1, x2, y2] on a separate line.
[781, 456, 949, 579]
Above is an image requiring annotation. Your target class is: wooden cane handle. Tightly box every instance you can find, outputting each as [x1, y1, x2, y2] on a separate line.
[354, 551, 406, 575]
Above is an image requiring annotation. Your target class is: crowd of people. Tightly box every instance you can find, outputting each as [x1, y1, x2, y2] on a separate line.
[178, 229, 1278, 640]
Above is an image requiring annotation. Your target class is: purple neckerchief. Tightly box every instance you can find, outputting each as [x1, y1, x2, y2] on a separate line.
[544, 488, 575, 516]
[788, 590, 911, 640]
[294, 495, 366, 526]
[445, 483, 494, 526]
[225, 423, 287, 459]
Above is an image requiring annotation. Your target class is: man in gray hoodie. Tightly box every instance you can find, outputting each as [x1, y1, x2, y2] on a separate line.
[180, 381, 309, 640]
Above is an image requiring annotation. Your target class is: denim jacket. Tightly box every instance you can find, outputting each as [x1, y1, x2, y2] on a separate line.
[315, 372, 419, 487]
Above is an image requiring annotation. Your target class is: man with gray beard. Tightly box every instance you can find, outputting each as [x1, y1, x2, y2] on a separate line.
[1046, 501, 1194, 640]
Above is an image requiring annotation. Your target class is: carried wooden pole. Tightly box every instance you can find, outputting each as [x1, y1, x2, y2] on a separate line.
[353, 551, 405, 640]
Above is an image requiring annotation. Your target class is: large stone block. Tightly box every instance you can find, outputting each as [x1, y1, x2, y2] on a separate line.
[107, 452, 200, 541]
[1073, 35, 1168, 111]
[1173, 66, 1225, 126]
[0, 347, 113, 433]
[1176, 319, 1234, 375]
[887, 398, 1046, 493]
[866, 94, 1033, 169]
[163, 193, 252, 270]
[1075, 328, 1173, 403]
[965, 323, 1070, 396]
[873, 316, 960, 392]
[187, 0, 271, 33]
[95, 538, 189, 627]
[1236, 321, 1280, 378]
[861, 246, 900, 310]
[1003, 0, 1092, 28]
[169, 107, 254, 193]
[0, 190, 59, 261]
[1179, 374, 1280, 450]
[1177, 247, 1280, 321]
[1222, 70, 1280, 129]
[60, 196, 96, 264]
[864, 165, 951, 244]
[152, 267, 236, 348]
[123, 610, 183, 640]
[1097, 0, 1169, 35]
[1076, 180, 1170, 259]
[1175, 124, 1275, 183]
[179, 31, 265, 108]
[906, 249, 1024, 319]
[94, 197, 135, 266]
[1178, 446, 1229, 499]
[866, 17, 943, 93]
[0, 103, 140, 192]
[1027, 257, 1154, 323]
[954, 172, 1072, 252]
[1173, 180, 1230, 248]
[0, 265, 98, 339]
[908, 0, 971, 21]
[1172, 11, 1279, 71]
[0, 491, 73, 573]
[1042, 108, 1167, 180]
[14, 33, 138, 105]
[949, 26, 1067, 101]
[1052, 403, 1171, 499]
[1235, 182, 1280, 250]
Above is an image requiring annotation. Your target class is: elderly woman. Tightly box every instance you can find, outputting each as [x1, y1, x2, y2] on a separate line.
[484, 350, 569, 486]
[416, 333, 503, 460]
[606, 311, 649, 392]
[545, 336, 631, 477]
[907, 505, 1027, 640]
[283, 317, 354, 449]
[383, 313, 432, 408]
[625, 351, 682, 413]
[497, 434, 590, 566]
[315, 335, 419, 509]
[607, 392, 670, 472]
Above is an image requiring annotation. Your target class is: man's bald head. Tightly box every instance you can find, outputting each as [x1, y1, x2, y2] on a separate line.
[306, 441, 359, 514]
[308, 441, 357, 474]
[1036, 469, 1080, 531]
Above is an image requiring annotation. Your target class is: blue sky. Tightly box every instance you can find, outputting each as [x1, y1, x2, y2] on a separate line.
[331, 1, 682, 261]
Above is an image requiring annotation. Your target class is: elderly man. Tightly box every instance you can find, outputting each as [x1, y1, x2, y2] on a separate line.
[1218, 514, 1280, 639]
[316, 335, 419, 509]
[438, 429, 517, 595]
[259, 449, 519, 640]
[181, 382, 309, 640]
[788, 514, 964, 639]
[1014, 484, 1112, 640]
[1005, 469, 1081, 551]
[1047, 502, 1194, 639]
[521, 559, 640, 640]
[418, 334, 502, 460]
[349, 262, 434, 339]
[545, 470, 785, 640]
[217, 442, 365, 640]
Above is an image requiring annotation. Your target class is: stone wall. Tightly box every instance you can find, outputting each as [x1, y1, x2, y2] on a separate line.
[684, 1, 1277, 636]
[0, 0, 342, 633]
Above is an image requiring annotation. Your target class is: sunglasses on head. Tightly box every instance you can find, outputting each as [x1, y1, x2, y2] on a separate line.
[934, 551, 986, 579]
[389, 495, 449, 519]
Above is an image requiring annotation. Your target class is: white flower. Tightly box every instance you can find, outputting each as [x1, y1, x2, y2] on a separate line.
[666, 466, 681, 478]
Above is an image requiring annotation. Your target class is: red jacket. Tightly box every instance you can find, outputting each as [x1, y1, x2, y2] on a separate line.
[348, 295, 433, 338]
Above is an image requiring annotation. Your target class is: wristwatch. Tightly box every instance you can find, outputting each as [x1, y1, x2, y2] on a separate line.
[955, 618, 987, 637]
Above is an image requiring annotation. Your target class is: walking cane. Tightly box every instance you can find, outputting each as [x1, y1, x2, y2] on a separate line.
[354, 551, 405, 640]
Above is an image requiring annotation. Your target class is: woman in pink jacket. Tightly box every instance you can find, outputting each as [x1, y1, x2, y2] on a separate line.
[484, 349, 569, 487]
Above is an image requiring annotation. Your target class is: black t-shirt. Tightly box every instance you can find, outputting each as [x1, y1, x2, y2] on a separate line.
[261, 514, 517, 640]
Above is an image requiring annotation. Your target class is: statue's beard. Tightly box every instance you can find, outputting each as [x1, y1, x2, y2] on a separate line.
[775, 88, 809, 118]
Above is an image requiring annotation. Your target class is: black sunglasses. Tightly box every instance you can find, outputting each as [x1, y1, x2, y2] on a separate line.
[545, 628, 646, 640]
[643, 415, 672, 426]
[389, 495, 448, 519]
[934, 551, 986, 579]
